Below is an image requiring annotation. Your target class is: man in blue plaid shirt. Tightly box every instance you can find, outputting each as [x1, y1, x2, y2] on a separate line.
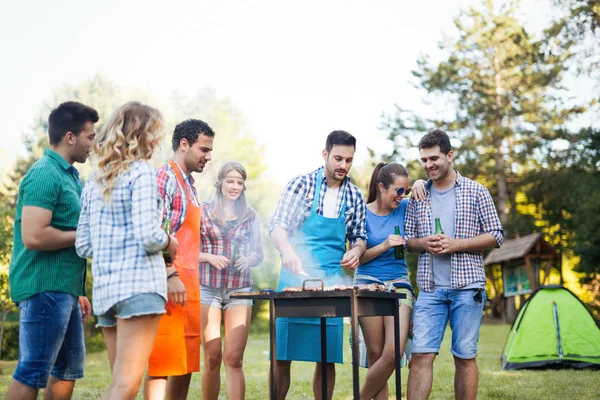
[405, 129, 503, 400]
[270, 130, 367, 399]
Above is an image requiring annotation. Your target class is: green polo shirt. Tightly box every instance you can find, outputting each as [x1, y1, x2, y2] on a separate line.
[9, 148, 86, 302]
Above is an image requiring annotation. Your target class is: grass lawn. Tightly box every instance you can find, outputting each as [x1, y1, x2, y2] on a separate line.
[1, 324, 598, 399]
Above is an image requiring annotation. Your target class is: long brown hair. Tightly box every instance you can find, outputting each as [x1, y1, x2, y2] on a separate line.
[366, 162, 409, 203]
[211, 161, 251, 224]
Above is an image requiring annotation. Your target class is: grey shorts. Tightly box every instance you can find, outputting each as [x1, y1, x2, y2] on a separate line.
[200, 285, 253, 309]
[96, 293, 166, 328]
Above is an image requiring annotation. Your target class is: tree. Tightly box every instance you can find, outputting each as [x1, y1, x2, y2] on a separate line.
[0, 76, 282, 328]
[382, 0, 584, 234]
[547, 0, 600, 92]
[0, 274, 17, 359]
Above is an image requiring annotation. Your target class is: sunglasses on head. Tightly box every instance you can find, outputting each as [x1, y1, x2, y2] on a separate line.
[396, 187, 412, 196]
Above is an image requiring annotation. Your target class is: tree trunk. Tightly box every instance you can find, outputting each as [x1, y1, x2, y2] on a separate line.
[494, 137, 509, 225]
[493, 49, 509, 225]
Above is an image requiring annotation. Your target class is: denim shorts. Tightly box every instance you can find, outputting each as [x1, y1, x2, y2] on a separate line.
[412, 288, 486, 359]
[96, 293, 166, 328]
[13, 292, 85, 388]
[200, 285, 253, 309]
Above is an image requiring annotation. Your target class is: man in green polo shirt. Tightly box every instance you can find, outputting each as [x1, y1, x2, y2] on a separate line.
[7, 101, 99, 400]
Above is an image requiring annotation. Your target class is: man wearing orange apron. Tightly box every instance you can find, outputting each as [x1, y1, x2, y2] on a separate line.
[145, 119, 215, 400]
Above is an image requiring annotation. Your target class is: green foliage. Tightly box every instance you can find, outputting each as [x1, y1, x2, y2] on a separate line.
[381, 0, 586, 231]
[0, 75, 282, 324]
[0, 322, 18, 361]
[547, 0, 600, 88]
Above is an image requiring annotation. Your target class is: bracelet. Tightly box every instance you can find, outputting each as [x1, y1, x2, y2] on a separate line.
[163, 234, 171, 251]
[167, 271, 179, 280]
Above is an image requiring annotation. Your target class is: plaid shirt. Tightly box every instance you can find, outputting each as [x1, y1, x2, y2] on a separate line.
[76, 161, 168, 315]
[200, 202, 264, 288]
[404, 171, 504, 292]
[269, 166, 367, 245]
[157, 161, 199, 234]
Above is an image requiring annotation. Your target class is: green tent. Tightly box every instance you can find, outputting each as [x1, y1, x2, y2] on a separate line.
[502, 285, 600, 370]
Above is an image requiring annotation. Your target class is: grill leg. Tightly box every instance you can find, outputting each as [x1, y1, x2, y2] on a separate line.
[351, 294, 359, 399]
[270, 298, 277, 400]
[320, 317, 327, 400]
[394, 300, 401, 400]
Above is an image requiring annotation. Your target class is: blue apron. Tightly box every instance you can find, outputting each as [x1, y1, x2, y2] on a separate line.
[276, 170, 347, 363]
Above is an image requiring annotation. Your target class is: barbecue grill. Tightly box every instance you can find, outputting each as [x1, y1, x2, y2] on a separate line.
[231, 280, 406, 400]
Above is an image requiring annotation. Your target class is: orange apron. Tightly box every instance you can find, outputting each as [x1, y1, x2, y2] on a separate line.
[148, 160, 201, 376]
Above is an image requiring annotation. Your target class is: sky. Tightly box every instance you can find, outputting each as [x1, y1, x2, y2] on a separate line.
[0, 0, 555, 185]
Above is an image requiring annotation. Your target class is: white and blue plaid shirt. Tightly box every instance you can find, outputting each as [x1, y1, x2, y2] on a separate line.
[269, 166, 367, 245]
[404, 171, 504, 292]
[76, 161, 168, 315]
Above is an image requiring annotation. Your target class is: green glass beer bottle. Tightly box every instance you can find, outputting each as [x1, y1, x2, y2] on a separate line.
[434, 218, 444, 235]
[162, 219, 172, 264]
[394, 226, 404, 260]
[230, 243, 241, 276]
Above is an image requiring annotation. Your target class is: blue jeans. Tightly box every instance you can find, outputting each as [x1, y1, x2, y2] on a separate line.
[412, 288, 486, 359]
[13, 292, 85, 388]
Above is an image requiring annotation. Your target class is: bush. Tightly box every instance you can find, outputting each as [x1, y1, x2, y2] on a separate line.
[0, 320, 106, 361]
[0, 321, 19, 360]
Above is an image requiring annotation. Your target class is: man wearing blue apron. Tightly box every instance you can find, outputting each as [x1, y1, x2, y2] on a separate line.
[270, 130, 367, 399]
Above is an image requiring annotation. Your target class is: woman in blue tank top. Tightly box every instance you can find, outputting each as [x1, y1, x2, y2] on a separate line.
[355, 162, 423, 399]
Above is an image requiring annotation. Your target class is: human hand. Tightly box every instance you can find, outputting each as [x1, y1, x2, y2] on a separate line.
[234, 255, 253, 273]
[210, 254, 230, 270]
[281, 248, 307, 276]
[384, 234, 405, 251]
[410, 179, 427, 201]
[436, 234, 459, 255]
[167, 274, 187, 305]
[209, 254, 230, 270]
[341, 247, 361, 270]
[79, 296, 91, 323]
[423, 235, 442, 255]
[167, 235, 179, 258]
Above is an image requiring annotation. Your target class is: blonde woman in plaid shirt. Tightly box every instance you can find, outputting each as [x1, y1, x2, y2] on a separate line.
[76, 102, 179, 400]
[405, 129, 504, 400]
[199, 161, 263, 400]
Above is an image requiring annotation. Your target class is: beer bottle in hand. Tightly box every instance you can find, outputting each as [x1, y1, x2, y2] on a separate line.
[162, 219, 172, 264]
[230, 243, 241, 277]
[434, 218, 444, 235]
[394, 226, 404, 260]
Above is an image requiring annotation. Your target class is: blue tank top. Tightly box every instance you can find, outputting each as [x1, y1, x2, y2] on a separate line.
[356, 198, 409, 281]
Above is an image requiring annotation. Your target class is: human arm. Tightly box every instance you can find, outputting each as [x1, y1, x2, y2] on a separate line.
[79, 296, 91, 323]
[434, 233, 497, 255]
[234, 214, 264, 272]
[435, 186, 503, 254]
[341, 239, 366, 270]
[75, 183, 93, 258]
[19, 169, 76, 251]
[359, 234, 405, 264]
[21, 206, 77, 251]
[131, 165, 172, 253]
[270, 226, 307, 276]
[403, 197, 441, 254]
[165, 265, 186, 305]
[410, 179, 428, 201]
[157, 167, 180, 233]
[199, 252, 230, 270]
[269, 176, 311, 276]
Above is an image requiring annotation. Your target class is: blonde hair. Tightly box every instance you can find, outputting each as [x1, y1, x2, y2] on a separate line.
[211, 161, 251, 224]
[94, 101, 164, 202]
